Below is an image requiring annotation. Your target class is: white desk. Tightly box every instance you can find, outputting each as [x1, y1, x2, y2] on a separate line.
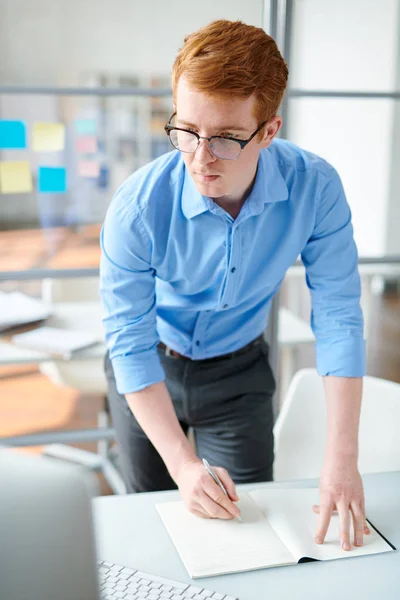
[93, 471, 400, 600]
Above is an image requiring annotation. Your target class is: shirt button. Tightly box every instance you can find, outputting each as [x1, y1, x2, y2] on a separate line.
[231, 267, 236, 273]
[223, 304, 228, 308]
[195, 340, 200, 346]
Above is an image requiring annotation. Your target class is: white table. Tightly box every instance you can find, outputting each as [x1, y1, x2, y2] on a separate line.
[93, 471, 400, 600]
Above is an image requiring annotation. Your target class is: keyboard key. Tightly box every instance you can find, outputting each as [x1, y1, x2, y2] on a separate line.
[135, 572, 188, 590]
[122, 568, 137, 576]
[212, 594, 225, 600]
[148, 594, 162, 600]
[186, 587, 203, 595]
[201, 592, 213, 598]
[114, 593, 126, 599]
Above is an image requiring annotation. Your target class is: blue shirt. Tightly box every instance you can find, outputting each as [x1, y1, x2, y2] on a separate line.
[100, 139, 365, 394]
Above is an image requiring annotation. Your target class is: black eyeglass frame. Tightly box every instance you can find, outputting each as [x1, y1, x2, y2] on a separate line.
[164, 112, 268, 159]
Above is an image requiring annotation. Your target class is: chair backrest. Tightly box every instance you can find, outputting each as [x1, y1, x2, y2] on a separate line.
[39, 276, 107, 394]
[273, 368, 400, 481]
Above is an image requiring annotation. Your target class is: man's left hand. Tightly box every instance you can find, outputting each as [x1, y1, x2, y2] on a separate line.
[313, 457, 370, 550]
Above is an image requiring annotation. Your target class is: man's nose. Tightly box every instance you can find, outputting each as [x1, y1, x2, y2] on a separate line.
[195, 138, 217, 162]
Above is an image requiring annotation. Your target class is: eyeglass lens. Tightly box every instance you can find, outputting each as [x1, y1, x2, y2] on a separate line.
[169, 129, 241, 159]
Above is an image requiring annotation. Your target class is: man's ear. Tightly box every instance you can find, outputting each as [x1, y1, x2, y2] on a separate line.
[260, 116, 283, 148]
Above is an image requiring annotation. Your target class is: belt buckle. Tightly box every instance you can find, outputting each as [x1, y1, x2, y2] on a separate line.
[165, 346, 174, 357]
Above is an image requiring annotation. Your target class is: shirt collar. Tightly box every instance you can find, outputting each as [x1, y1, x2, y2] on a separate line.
[181, 146, 288, 220]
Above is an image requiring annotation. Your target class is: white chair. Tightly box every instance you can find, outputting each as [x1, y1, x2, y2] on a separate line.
[40, 277, 126, 494]
[273, 368, 400, 481]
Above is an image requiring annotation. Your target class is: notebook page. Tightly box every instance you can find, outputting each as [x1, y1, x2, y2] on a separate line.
[250, 488, 394, 562]
[156, 493, 295, 578]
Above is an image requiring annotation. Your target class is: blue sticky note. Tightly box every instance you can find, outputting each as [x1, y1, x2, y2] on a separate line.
[75, 119, 97, 135]
[38, 167, 67, 193]
[0, 120, 27, 149]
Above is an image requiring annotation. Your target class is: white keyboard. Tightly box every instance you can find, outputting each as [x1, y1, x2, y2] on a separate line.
[98, 561, 239, 600]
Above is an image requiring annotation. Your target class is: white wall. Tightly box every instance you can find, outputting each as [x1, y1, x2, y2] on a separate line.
[288, 0, 399, 257]
[0, 0, 264, 85]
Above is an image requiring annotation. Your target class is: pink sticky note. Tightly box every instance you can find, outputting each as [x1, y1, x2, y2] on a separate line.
[76, 135, 97, 154]
[78, 160, 100, 178]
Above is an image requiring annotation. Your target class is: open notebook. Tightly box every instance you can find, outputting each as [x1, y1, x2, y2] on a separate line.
[156, 487, 395, 579]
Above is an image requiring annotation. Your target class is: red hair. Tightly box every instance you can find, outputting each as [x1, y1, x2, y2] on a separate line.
[172, 20, 289, 125]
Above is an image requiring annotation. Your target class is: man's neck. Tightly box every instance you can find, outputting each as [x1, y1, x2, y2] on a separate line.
[213, 197, 246, 219]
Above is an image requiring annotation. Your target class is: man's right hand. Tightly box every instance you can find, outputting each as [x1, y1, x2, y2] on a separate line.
[175, 459, 241, 520]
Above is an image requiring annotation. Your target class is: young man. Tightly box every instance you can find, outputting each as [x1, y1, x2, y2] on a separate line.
[100, 19, 369, 551]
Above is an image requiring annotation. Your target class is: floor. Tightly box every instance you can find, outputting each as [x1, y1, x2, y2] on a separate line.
[1, 225, 399, 496]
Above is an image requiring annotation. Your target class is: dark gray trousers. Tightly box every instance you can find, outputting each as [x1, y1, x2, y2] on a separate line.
[104, 337, 275, 493]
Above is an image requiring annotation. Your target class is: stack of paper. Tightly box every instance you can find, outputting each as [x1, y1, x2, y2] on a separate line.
[0, 292, 51, 332]
[12, 326, 100, 359]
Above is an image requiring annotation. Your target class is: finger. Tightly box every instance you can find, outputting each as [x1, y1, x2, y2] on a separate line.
[214, 467, 239, 502]
[351, 501, 365, 547]
[203, 475, 240, 518]
[203, 479, 240, 519]
[312, 504, 338, 515]
[199, 492, 234, 520]
[360, 498, 371, 535]
[364, 517, 371, 536]
[315, 501, 334, 545]
[191, 507, 209, 519]
[337, 501, 352, 551]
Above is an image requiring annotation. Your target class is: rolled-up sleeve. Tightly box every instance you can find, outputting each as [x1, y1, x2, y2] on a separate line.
[99, 189, 165, 394]
[301, 167, 366, 377]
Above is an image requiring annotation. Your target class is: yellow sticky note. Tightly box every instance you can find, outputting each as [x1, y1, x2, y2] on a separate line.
[0, 161, 33, 194]
[32, 122, 65, 152]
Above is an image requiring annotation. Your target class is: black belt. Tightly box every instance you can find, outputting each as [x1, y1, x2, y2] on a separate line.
[158, 334, 264, 363]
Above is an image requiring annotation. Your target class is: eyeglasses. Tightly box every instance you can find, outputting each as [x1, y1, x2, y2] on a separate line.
[164, 113, 268, 160]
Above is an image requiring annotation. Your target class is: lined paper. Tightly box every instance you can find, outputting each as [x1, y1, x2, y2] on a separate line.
[156, 493, 294, 578]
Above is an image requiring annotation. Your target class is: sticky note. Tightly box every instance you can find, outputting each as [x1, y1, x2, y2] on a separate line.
[0, 161, 33, 194]
[76, 135, 97, 154]
[0, 121, 27, 149]
[78, 160, 100, 178]
[33, 122, 65, 152]
[38, 167, 67, 193]
[75, 119, 97, 135]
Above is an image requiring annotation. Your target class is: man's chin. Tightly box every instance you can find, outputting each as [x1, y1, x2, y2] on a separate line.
[193, 179, 225, 198]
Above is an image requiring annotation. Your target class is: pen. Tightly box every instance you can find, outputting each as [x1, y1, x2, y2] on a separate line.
[202, 458, 243, 522]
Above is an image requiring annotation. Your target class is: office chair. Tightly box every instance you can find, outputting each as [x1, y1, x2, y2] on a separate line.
[273, 368, 400, 481]
[40, 276, 126, 494]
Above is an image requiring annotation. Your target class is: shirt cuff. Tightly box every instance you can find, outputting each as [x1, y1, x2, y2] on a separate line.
[111, 348, 166, 394]
[316, 336, 366, 377]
